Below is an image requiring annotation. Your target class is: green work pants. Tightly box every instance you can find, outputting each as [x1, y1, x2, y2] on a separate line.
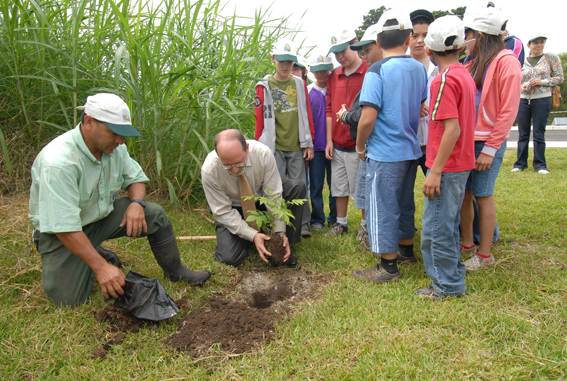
[33, 198, 169, 307]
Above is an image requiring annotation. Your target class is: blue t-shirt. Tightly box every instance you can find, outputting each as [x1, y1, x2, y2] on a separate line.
[359, 56, 428, 162]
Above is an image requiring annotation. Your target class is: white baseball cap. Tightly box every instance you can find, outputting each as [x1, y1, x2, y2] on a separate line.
[294, 55, 309, 69]
[328, 30, 357, 54]
[377, 9, 412, 34]
[309, 51, 334, 72]
[77, 93, 141, 137]
[350, 23, 380, 50]
[272, 39, 298, 63]
[528, 33, 547, 43]
[463, 4, 507, 36]
[424, 15, 474, 52]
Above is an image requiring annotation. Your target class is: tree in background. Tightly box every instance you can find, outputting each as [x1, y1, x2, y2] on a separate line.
[356, 6, 467, 40]
[355, 6, 387, 39]
[432, 7, 466, 20]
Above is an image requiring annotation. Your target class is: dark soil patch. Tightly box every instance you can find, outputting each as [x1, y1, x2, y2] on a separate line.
[167, 268, 321, 358]
[92, 299, 184, 359]
[265, 234, 286, 265]
[93, 303, 147, 333]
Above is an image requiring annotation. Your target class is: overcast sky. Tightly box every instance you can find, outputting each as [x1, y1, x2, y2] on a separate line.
[219, 0, 566, 60]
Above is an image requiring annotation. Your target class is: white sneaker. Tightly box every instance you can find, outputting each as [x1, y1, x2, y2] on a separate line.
[511, 168, 522, 172]
[538, 169, 550, 174]
[464, 253, 495, 271]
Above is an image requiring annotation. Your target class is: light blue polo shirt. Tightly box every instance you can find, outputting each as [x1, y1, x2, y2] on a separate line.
[29, 124, 149, 233]
[359, 56, 428, 162]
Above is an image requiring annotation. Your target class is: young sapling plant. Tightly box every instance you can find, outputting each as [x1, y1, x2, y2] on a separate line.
[243, 189, 306, 264]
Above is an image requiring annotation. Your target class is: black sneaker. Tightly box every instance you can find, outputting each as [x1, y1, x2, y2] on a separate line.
[324, 222, 349, 237]
[352, 263, 401, 283]
[396, 252, 418, 265]
[397, 245, 417, 264]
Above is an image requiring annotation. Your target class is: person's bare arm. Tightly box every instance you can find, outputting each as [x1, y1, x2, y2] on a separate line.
[325, 117, 334, 160]
[120, 182, 147, 238]
[55, 231, 126, 298]
[423, 118, 460, 199]
[356, 106, 378, 161]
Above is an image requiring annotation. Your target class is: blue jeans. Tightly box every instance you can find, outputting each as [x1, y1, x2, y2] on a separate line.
[514, 97, 552, 171]
[355, 159, 366, 209]
[422, 170, 470, 295]
[366, 159, 418, 254]
[309, 151, 337, 226]
[465, 140, 506, 197]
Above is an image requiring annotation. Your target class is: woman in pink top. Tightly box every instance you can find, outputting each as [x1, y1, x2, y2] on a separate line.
[459, 4, 522, 271]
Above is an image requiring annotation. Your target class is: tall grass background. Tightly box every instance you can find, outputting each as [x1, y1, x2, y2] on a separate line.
[0, 0, 294, 202]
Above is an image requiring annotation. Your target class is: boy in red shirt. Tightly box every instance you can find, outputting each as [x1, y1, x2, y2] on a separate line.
[324, 30, 368, 236]
[418, 16, 476, 299]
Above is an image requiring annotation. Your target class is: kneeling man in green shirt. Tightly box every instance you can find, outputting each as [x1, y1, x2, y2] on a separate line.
[29, 93, 210, 307]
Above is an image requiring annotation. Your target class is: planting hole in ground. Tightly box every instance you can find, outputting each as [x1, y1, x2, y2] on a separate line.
[167, 268, 321, 358]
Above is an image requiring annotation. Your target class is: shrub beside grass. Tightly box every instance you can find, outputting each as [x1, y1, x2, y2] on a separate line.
[1, 148, 567, 379]
[0, 0, 292, 200]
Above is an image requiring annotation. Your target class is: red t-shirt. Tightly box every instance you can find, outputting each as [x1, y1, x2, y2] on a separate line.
[426, 64, 476, 172]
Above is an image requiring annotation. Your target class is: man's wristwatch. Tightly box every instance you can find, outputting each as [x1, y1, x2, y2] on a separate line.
[131, 199, 147, 208]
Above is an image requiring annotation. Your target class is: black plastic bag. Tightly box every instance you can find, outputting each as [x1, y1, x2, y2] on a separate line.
[112, 271, 179, 321]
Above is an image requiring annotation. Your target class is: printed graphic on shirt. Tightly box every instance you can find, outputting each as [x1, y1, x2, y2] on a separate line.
[254, 95, 261, 108]
[272, 86, 298, 114]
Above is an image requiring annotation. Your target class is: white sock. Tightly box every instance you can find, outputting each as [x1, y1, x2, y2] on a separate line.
[361, 219, 367, 227]
[337, 217, 347, 225]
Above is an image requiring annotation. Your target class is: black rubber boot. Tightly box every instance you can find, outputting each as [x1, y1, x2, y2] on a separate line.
[148, 224, 211, 285]
[95, 245, 122, 268]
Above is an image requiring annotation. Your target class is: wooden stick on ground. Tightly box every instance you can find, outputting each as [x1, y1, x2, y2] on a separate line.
[178, 236, 216, 241]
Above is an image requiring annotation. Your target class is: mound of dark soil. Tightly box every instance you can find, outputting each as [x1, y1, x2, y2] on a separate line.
[167, 296, 278, 356]
[168, 269, 320, 358]
[265, 234, 286, 264]
[93, 303, 146, 333]
[92, 300, 184, 359]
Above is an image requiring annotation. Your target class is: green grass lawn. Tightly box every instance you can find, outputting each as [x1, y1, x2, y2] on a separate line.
[1, 148, 567, 380]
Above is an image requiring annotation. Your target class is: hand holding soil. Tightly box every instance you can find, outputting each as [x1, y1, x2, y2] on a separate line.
[253, 232, 272, 263]
[263, 233, 290, 265]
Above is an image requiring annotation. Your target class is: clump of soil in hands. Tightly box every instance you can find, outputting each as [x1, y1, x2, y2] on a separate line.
[264, 233, 286, 265]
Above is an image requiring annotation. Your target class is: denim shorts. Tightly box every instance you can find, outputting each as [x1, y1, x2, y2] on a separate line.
[466, 140, 506, 197]
[355, 159, 366, 209]
[366, 159, 418, 254]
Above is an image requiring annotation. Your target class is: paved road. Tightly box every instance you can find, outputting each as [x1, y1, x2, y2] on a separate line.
[508, 129, 567, 141]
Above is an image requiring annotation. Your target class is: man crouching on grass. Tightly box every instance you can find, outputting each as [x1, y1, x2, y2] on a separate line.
[201, 129, 307, 267]
[29, 93, 210, 308]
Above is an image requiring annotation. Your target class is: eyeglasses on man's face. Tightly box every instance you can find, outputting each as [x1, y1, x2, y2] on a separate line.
[219, 154, 247, 170]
